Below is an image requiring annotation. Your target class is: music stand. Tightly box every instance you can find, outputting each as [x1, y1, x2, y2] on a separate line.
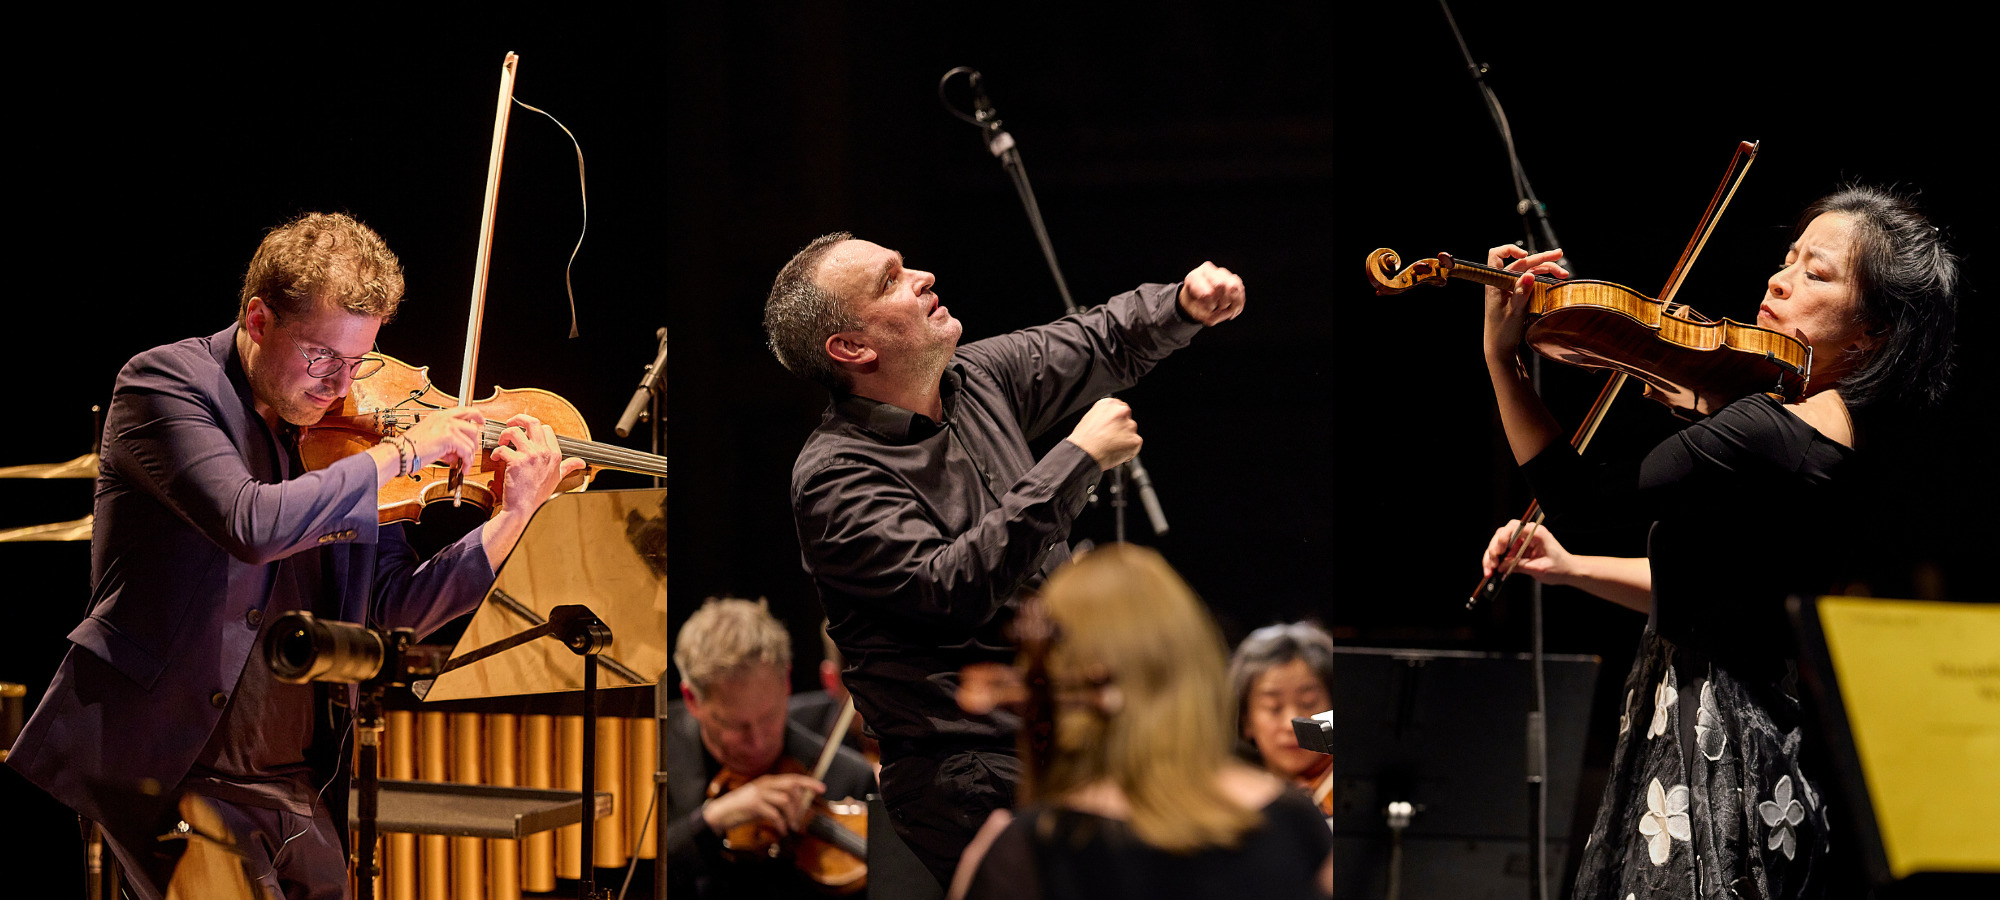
[1790, 595, 2000, 895]
[1324, 646, 1598, 900]
[378, 487, 671, 900]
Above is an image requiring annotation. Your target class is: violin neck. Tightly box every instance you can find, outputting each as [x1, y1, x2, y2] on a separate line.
[477, 424, 671, 479]
[1445, 257, 1559, 297]
[805, 812, 868, 859]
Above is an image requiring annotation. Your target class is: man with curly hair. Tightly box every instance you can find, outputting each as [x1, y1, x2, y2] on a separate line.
[8, 212, 584, 900]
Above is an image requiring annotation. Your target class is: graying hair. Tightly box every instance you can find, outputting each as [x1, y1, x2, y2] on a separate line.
[1227, 621, 1335, 754]
[764, 232, 858, 392]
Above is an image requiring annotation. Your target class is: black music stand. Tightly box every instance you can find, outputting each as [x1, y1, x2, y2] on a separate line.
[1324, 646, 1597, 900]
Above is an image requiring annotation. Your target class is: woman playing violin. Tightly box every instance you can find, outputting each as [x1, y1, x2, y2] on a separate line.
[1228, 621, 1337, 818]
[1479, 186, 1957, 899]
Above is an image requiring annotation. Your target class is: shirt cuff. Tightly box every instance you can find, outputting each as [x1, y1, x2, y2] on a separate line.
[1049, 439, 1105, 520]
[1153, 281, 1207, 341]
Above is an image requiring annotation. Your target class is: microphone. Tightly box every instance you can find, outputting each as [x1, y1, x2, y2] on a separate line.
[966, 70, 1016, 159]
[614, 327, 669, 438]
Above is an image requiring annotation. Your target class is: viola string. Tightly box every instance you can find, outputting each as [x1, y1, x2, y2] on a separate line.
[361, 413, 669, 476]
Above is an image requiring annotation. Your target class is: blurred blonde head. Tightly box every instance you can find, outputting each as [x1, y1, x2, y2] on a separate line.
[674, 597, 792, 699]
[1033, 543, 1259, 853]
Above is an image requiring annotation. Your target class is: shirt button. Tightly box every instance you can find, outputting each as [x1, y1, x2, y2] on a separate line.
[210, 691, 228, 709]
[246, 608, 262, 627]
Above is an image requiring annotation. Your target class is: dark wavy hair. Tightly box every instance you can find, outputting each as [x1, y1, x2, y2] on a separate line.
[1797, 186, 1958, 409]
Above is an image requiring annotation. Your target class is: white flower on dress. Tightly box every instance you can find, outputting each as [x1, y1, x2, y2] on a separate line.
[1759, 775, 1807, 860]
[1618, 688, 1634, 737]
[1638, 778, 1691, 865]
[1647, 674, 1676, 740]
[1696, 680, 1727, 761]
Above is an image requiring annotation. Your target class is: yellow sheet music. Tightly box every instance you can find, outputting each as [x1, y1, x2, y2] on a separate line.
[1817, 596, 2000, 877]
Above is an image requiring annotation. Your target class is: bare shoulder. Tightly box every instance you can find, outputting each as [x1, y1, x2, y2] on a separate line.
[1783, 390, 1856, 449]
[1217, 762, 1286, 810]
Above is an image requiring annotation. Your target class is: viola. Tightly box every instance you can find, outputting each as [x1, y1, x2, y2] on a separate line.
[705, 755, 869, 895]
[1364, 249, 1811, 415]
[299, 353, 670, 525]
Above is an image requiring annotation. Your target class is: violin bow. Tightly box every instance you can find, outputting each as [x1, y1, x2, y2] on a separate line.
[1471, 141, 1761, 609]
[811, 695, 858, 783]
[447, 51, 521, 505]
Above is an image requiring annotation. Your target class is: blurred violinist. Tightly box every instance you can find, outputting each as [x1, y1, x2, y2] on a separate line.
[666, 597, 876, 899]
[1228, 621, 1336, 819]
[4, 212, 582, 900]
[1478, 186, 1956, 898]
[952, 545, 1333, 899]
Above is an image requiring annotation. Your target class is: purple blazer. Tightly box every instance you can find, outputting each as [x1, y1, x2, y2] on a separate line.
[7, 324, 493, 832]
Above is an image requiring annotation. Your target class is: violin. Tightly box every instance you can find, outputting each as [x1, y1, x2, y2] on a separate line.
[303, 53, 671, 529]
[1302, 756, 1333, 818]
[1414, 141, 1786, 608]
[1364, 249, 1811, 415]
[704, 713, 870, 895]
[299, 353, 670, 524]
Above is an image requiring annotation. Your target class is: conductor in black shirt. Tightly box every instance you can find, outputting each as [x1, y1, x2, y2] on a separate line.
[764, 232, 1245, 886]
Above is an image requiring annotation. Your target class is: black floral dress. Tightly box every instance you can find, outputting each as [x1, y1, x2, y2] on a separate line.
[1521, 394, 1854, 900]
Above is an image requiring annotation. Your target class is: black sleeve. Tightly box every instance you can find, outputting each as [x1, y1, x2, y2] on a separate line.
[793, 443, 1098, 631]
[1265, 790, 1335, 874]
[663, 807, 724, 879]
[964, 810, 1043, 900]
[955, 282, 1201, 440]
[1521, 393, 1825, 525]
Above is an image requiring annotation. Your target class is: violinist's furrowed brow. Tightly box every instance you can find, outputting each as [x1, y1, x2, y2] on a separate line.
[1798, 241, 1844, 274]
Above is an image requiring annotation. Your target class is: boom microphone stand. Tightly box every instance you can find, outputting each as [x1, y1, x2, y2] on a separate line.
[938, 66, 1170, 539]
[1438, 3, 1569, 896]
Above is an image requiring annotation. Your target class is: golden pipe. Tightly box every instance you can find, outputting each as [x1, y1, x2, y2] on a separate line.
[419, 712, 450, 900]
[595, 718, 627, 869]
[523, 715, 554, 892]
[556, 716, 583, 881]
[451, 713, 484, 900]
[627, 717, 658, 860]
[386, 711, 416, 900]
[485, 714, 520, 900]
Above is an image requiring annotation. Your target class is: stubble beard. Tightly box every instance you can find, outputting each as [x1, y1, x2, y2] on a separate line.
[249, 363, 333, 428]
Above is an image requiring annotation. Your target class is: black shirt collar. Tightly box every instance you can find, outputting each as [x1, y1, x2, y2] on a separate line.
[832, 365, 965, 442]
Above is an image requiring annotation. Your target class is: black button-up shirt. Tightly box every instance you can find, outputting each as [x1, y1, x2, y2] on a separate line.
[790, 283, 1202, 754]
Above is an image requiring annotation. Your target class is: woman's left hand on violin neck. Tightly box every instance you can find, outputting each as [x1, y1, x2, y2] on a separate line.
[1482, 243, 1571, 365]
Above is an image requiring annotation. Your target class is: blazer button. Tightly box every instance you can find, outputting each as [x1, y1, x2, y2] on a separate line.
[246, 608, 262, 627]
[210, 691, 228, 709]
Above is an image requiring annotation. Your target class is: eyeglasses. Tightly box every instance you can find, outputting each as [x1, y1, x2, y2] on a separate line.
[291, 337, 385, 380]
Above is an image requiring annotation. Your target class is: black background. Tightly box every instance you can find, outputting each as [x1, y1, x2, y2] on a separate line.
[4, 4, 1989, 891]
